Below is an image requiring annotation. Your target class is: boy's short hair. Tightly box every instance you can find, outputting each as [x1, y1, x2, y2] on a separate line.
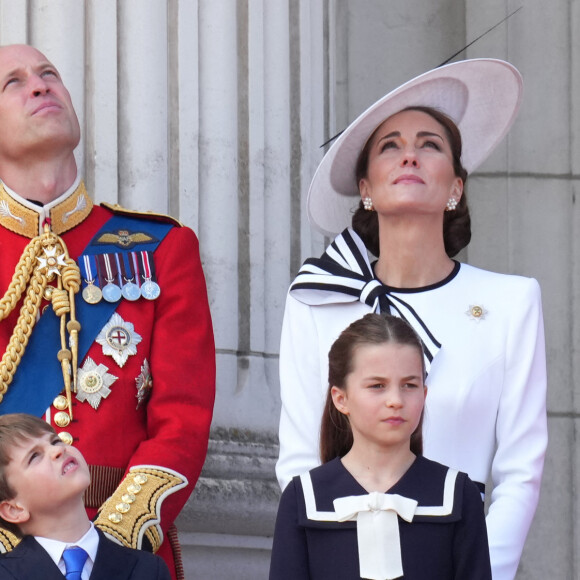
[0, 414, 56, 536]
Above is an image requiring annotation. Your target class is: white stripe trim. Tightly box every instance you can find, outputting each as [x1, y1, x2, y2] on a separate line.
[297, 273, 363, 291]
[415, 468, 458, 516]
[301, 472, 341, 521]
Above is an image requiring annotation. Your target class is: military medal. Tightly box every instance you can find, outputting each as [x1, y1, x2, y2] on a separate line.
[120, 252, 141, 301]
[83, 283, 103, 304]
[96, 312, 142, 367]
[76, 356, 118, 409]
[139, 250, 161, 300]
[102, 282, 121, 302]
[141, 280, 161, 300]
[59, 432, 74, 446]
[122, 282, 141, 301]
[99, 254, 122, 302]
[79, 255, 103, 304]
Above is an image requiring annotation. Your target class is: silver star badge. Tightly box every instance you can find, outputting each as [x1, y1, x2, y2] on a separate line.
[96, 313, 142, 367]
[465, 304, 488, 322]
[76, 357, 118, 409]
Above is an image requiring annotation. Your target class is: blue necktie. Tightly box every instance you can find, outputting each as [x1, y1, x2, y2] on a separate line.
[62, 546, 88, 580]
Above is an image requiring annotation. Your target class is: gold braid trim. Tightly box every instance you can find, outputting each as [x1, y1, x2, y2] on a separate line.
[0, 528, 20, 553]
[0, 226, 81, 413]
[94, 465, 188, 553]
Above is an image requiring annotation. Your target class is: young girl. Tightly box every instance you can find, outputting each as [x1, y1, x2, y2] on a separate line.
[270, 313, 491, 580]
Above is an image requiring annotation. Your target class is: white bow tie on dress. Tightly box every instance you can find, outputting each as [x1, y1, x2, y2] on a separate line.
[333, 492, 418, 580]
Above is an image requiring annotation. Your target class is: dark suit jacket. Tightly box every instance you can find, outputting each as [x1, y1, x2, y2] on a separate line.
[0, 529, 171, 579]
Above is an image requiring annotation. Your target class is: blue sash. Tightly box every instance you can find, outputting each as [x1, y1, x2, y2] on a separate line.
[0, 214, 173, 416]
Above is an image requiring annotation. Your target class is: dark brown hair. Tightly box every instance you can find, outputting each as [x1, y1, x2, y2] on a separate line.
[0, 414, 55, 536]
[352, 105, 471, 257]
[320, 313, 426, 463]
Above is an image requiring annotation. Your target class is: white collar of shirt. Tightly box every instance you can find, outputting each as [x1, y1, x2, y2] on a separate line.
[35, 521, 99, 580]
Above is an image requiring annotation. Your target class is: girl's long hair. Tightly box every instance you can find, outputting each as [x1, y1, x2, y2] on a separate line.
[320, 313, 426, 463]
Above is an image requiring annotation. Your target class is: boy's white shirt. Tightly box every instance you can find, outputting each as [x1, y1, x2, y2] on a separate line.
[35, 521, 99, 579]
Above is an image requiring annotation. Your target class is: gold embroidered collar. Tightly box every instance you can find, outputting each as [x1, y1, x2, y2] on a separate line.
[0, 181, 93, 238]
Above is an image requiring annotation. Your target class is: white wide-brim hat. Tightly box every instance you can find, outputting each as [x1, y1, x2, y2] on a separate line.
[308, 58, 523, 237]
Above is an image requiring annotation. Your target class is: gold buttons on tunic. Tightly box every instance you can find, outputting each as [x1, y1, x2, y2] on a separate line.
[127, 483, 142, 494]
[54, 411, 71, 428]
[121, 493, 136, 504]
[58, 432, 73, 446]
[53, 395, 68, 411]
[108, 513, 123, 524]
[116, 502, 131, 514]
[133, 474, 148, 485]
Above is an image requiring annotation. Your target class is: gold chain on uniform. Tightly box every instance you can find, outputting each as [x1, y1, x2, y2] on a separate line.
[0, 224, 81, 418]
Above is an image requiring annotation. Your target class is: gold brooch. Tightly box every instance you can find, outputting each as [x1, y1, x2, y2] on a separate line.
[465, 304, 488, 322]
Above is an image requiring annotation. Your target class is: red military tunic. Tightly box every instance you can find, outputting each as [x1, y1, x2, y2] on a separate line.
[0, 178, 216, 580]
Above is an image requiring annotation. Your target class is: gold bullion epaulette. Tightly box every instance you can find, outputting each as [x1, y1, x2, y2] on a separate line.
[94, 465, 188, 553]
[100, 203, 183, 228]
[0, 528, 20, 553]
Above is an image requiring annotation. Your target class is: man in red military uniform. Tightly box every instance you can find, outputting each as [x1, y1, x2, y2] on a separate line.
[0, 44, 216, 580]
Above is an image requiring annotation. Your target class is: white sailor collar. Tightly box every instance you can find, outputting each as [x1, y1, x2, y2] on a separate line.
[296, 456, 464, 527]
[0, 174, 93, 237]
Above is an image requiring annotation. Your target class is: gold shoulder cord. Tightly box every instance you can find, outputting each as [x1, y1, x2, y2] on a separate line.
[0, 224, 81, 418]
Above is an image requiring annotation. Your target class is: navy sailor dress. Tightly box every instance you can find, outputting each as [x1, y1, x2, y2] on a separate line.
[269, 456, 491, 580]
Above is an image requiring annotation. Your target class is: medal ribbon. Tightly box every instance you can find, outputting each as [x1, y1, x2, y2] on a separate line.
[80, 255, 98, 285]
[95, 254, 107, 289]
[120, 252, 134, 284]
[140, 251, 155, 282]
[130, 252, 142, 288]
[114, 254, 124, 285]
[102, 254, 120, 285]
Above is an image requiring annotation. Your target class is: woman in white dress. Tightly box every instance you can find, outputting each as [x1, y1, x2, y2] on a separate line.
[276, 59, 547, 580]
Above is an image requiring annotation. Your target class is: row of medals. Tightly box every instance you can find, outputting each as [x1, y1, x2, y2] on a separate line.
[82, 277, 161, 304]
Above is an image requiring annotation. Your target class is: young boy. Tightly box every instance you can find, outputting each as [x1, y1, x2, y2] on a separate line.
[0, 414, 171, 579]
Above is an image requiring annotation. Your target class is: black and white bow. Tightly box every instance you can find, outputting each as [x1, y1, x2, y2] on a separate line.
[290, 228, 441, 372]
